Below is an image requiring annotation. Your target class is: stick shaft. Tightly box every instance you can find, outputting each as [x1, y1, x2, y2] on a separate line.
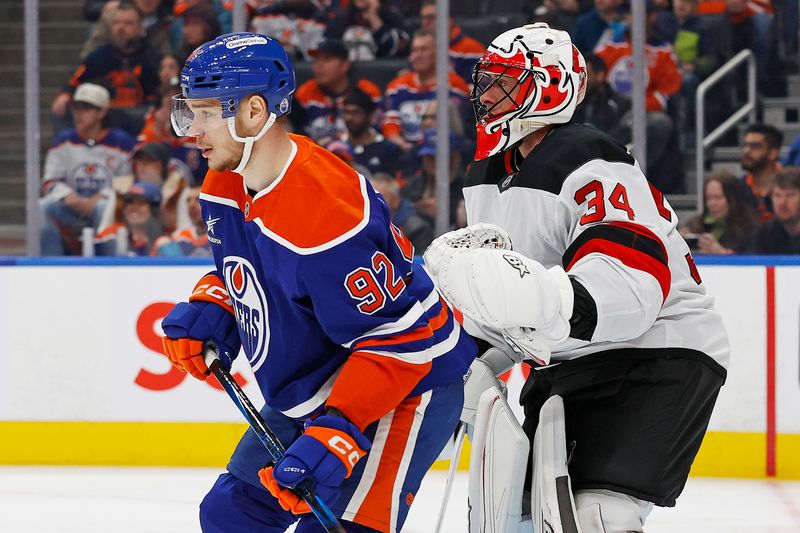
[434, 422, 467, 533]
[209, 357, 346, 533]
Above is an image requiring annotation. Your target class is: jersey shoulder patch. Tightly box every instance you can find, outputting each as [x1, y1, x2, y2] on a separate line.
[249, 135, 370, 253]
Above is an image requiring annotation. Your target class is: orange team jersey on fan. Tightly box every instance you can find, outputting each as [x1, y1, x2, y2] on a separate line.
[596, 41, 682, 113]
[294, 79, 382, 141]
[449, 25, 485, 83]
[697, 1, 772, 23]
[382, 71, 470, 142]
[197, 133, 476, 430]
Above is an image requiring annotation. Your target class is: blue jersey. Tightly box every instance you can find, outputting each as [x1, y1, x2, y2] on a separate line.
[199, 134, 476, 429]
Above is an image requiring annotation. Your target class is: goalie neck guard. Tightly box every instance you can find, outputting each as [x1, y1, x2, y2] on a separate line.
[471, 22, 587, 160]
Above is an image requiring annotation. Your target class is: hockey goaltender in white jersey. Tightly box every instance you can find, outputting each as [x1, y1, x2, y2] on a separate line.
[424, 23, 729, 533]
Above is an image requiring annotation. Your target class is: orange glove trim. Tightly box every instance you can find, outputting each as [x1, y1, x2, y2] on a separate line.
[189, 273, 234, 315]
[161, 337, 208, 381]
[304, 426, 367, 478]
[258, 466, 312, 514]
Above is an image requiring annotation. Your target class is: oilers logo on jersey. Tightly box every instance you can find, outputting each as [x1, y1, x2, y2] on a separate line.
[224, 256, 270, 372]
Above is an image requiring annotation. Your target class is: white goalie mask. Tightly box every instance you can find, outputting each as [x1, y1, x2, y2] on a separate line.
[471, 23, 587, 160]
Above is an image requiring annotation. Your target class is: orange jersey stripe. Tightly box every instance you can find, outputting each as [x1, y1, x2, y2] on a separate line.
[353, 298, 450, 350]
[326, 352, 431, 432]
[351, 395, 422, 532]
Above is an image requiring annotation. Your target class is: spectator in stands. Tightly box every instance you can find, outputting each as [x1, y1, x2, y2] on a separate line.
[419, 99, 465, 138]
[664, 0, 717, 129]
[174, 4, 222, 65]
[326, 0, 410, 60]
[84, 0, 114, 22]
[596, 3, 683, 190]
[153, 185, 212, 256]
[171, 0, 231, 51]
[138, 83, 207, 183]
[158, 54, 180, 86]
[383, 30, 470, 151]
[95, 181, 165, 256]
[725, 0, 783, 96]
[370, 172, 434, 252]
[40, 84, 136, 256]
[572, 53, 630, 139]
[531, 0, 583, 36]
[738, 123, 783, 222]
[418, 0, 485, 84]
[401, 128, 466, 227]
[53, 1, 162, 133]
[682, 170, 760, 254]
[746, 167, 800, 254]
[82, 0, 174, 58]
[571, 0, 628, 53]
[294, 39, 383, 145]
[325, 139, 375, 179]
[248, 0, 329, 61]
[113, 142, 191, 234]
[782, 132, 800, 168]
[416, 98, 469, 178]
[339, 89, 403, 177]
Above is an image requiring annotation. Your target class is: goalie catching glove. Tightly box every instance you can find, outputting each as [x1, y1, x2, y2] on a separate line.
[161, 273, 241, 380]
[259, 414, 371, 514]
[424, 226, 574, 354]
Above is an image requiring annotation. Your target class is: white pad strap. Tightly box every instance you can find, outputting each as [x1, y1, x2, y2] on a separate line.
[468, 387, 529, 533]
[228, 112, 277, 174]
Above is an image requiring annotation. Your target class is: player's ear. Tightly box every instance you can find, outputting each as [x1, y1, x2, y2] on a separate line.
[247, 95, 267, 121]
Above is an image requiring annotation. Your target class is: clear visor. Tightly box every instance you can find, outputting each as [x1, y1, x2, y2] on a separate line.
[170, 96, 228, 137]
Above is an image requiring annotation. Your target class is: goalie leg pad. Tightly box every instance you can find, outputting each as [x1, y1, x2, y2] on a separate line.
[468, 386, 530, 533]
[574, 490, 654, 533]
[531, 395, 582, 533]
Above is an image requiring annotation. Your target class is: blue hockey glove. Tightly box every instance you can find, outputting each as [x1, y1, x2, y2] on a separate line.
[259, 415, 371, 514]
[161, 274, 240, 380]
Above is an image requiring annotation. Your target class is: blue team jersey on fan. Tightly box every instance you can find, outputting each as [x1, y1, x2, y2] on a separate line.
[199, 134, 476, 420]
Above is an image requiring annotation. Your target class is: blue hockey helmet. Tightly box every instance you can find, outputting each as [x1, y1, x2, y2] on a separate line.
[178, 32, 295, 121]
[171, 33, 295, 173]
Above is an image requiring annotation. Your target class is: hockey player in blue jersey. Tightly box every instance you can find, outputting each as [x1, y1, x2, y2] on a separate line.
[159, 33, 477, 532]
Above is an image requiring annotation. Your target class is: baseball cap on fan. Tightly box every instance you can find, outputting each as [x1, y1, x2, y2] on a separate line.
[123, 181, 162, 205]
[309, 39, 349, 60]
[73, 83, 110, 109]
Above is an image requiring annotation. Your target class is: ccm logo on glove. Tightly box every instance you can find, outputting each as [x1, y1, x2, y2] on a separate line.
[328, 435, 362, 468]
[305, 426, 366, 472]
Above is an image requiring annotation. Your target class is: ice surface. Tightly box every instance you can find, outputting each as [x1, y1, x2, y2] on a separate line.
[1, 467, 798, 532]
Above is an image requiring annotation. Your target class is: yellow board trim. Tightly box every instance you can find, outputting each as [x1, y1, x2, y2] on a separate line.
[0, 422, 248, 466]
[2, 423, 799, 479]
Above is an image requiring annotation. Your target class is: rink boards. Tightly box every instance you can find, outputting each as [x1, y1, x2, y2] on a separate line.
[0, 256, 799, 479]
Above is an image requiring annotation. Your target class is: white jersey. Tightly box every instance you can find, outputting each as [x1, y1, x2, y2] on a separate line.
[464, 123, 730, 369]
[42, 129, 135, 201]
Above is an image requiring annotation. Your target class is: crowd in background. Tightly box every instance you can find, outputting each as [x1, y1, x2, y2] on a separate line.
[38, 0, 800, 256]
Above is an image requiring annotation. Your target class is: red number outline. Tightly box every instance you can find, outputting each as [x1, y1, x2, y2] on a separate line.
[345, 267, 387, 315]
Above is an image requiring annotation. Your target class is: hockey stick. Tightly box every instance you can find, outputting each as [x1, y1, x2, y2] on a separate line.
[434, 421, 468, 533]
[204, 344, 346, 533]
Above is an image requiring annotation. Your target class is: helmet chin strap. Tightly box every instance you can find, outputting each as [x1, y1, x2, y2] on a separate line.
[227, 112, 277, 175]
